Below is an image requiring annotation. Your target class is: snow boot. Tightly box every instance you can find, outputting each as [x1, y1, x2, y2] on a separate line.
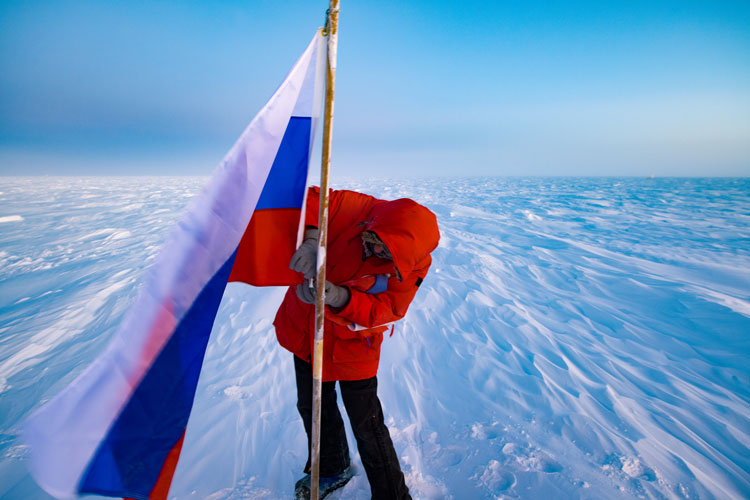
[294, 466, 354, 499]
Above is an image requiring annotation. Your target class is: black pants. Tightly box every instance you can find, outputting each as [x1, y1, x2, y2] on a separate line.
[294, 355, 411, 500]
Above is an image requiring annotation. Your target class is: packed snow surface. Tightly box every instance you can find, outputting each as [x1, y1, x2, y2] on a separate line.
[0, 176, 748, 499]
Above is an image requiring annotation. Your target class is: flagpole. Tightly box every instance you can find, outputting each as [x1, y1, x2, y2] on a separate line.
[311, 1, 339, 499]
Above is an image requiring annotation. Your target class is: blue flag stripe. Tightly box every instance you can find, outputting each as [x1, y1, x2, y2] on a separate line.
[255, 116, 312, 210]
[78, 250, 238, 499]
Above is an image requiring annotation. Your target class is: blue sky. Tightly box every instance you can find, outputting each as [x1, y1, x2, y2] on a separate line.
[1, 0, 748, 176]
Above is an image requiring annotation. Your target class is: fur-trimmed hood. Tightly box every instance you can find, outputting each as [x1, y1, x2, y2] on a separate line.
[362, 198, 440, 279]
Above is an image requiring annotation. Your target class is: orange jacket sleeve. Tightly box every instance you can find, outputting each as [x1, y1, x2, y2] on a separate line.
[329, 269, 427, 330]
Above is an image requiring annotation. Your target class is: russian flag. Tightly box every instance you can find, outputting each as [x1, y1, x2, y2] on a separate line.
[23, 30, 326, 500]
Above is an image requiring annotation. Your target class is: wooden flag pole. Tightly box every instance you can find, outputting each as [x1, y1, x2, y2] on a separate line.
[311, 1, 339, 499]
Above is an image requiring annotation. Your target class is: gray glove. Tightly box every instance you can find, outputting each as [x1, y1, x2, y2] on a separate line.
[295, 280, 350, 308]
[289, 228, 319, 279]
[296, 282, 316, 304]
[324, 281, 350, 308]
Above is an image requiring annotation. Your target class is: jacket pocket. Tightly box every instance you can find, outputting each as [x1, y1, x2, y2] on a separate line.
[332, 331, 383, 363]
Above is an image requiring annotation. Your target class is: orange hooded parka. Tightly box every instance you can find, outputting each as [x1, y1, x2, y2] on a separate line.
[273, 187, 440, 381]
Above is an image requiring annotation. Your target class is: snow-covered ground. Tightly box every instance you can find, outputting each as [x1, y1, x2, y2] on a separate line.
[0, 176, 748, 499]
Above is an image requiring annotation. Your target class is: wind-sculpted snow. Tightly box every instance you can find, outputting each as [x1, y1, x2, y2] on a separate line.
[0, 176, 748, 499]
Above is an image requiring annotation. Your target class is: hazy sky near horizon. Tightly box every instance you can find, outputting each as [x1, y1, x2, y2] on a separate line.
[1, 1, 749, 177]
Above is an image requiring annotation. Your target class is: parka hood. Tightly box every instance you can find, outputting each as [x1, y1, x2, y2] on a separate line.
[363, 198, 440, 279]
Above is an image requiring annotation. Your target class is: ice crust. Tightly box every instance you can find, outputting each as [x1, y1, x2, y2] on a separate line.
[0, 176, 748, 499]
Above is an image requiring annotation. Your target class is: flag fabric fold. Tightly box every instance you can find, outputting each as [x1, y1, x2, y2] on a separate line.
[23, 30, 326, 500]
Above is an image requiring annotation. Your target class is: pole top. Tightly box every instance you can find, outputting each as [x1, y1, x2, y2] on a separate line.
[322, 1, 340, 37]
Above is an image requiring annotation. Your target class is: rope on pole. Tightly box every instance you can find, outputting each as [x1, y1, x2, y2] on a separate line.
[310, 1, 339, 499]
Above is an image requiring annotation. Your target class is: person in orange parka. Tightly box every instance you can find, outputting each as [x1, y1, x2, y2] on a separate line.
[276, 186, 440, 500]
